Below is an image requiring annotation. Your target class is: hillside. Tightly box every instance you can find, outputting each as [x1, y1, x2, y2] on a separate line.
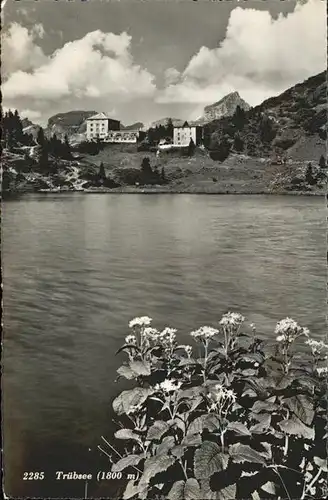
[197, 92, 250, 124]
[205, 72, 326, 160]
[46, 110, 97, 139]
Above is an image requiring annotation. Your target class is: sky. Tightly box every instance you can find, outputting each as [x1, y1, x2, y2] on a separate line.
[1, 0, 326, 127]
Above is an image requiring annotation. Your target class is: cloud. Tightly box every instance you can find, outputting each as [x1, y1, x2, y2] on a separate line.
[157, 0, 326, 108]
[2, 22, 48, 78]
[2, 28, 156, 103]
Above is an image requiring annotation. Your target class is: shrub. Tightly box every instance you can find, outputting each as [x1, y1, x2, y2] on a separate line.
[102, 314, 327, 500]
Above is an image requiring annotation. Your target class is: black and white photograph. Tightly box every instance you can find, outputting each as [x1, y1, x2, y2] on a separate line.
[1, 0, 327, 498]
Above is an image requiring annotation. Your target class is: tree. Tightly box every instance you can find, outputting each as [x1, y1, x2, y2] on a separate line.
[233, 133, 244, 152]
[188, 138, 196, 156]
[260, 115, 277, 143]
[63, 134, 72, 159]
[319, 155, 326, 168]
[305, 163, 316, 185]
[166, 118, 174, 138]
[141, 157, 152, 175]
[98, 162, 106, 183]
[233, 105, 246, 130]
[37, 127, 46, 147]
[161, 166, 166, 182]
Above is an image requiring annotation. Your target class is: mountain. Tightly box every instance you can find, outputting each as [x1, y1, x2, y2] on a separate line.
[150, 117, 184, 128]
[204, 72, 326, 160]
[197, 92, 251, 124]
[22, 118, 40, 139]
[121, 122, 144, 130]
[46, 110, 97, 139]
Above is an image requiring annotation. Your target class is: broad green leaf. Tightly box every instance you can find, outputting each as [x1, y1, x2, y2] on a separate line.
[250, 414, 271, 433]
[129, 360, 151, 376]
[189, 395, 204, 412]
[167, 479, 201, 500]
[200, 479, 221, 500]
[180, 386, 205, 400]
[167, 480, 185, 500]
[241, 369, 257, 376]
[194, 441, 229, 479]
[251, 398, 277, 414]
[284, 394, 314, 426]
[139, 455, 175, 488]
[278, 414, 315, 440]
[243, 353, 264, 364]
[229, 443, 267, 465]
[261, 442, 272, 460]
[242, 388, 257, 397]
[218, 484, 237, 499]
[185, 478, 201, 500]
[187, 415, 206, 435]
[171, 445, 186, 458]
[156, 436, 175, 456]
[123, 479, 139, 499]
[261, 481, 276, 495]
[179, 358, 197, 366]
[114, 429, 141, 442]
[227, 421, 251, 436]
[113, 387, 154, 415]
[117, 365, 137, 380]
[112, 454, 143, 472]
[146, 420, 170, 440]
[182, 433, 202, 447]
[116, 344, 141, 356]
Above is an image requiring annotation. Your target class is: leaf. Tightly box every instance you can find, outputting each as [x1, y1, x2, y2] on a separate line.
[194, 441, 229, 479]
[180, 386, 205, 400]
[117, 365, 137, 380]
[189, 395, 204, 412]
[167, 479, 201, 500]
[188, 414, 221, 436]
[179, 358, 197, 366]
[146, 420, 170, 440]
[114, 429, 141, 442]
[243, 353, 264, 364]
[227, 421, 251, 436]
[251, 491, 261, 500]
[200, 479, 220, 500]
[182, 433, 202, 447]
[284, 394, 314, 426]
[116, 344, 141, 356]
[242, 388, 257, 397]
[129, 360, 151, 376]
[261, 442, 272, 460]
[229, 443, 267, 465]
[261, 481, 276, 495]
[171, 445, 186, 458]
[250, 414, 271, 433]
[314, 457, 328, 472]
[167, 481, 185, 500]
[112, 454, 143, 472]
[187, 415, 206, 435]
[123, 479, 139, 499]
[156, 436, 175, 456]
[278, 414, 315, 440]
[185, 478, 201, 500]
[251, 398, 277, 414]
[139, 455, 175, 489]
[218, 484, 237, 500]
[241, 369, 257, 376]
[113, 387, 154, 415]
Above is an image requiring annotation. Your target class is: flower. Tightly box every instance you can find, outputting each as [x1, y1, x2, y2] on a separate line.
[305, 338, 328, 352]
[275, 318, 309, 345]
[129, 316, 152, 328]
[276, 335, 285, 342]
[160, 327, 177, 343]
[190, 326, 219, 340]
[220, 312, 245, 328]
[155, 379, 182, 393]
[143, 327, 160, 340]
[316, 367, 328, 375]
[178, 345, 193, 357]
[125, 334, 137, 345]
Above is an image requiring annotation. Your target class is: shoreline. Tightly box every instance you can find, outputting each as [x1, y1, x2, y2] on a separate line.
[3, 187, 326, 197]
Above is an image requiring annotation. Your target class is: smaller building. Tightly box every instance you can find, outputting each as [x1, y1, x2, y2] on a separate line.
[173, 121, 203, 147]
[86, 113, 120, 141]
[104, 130, 145, 144]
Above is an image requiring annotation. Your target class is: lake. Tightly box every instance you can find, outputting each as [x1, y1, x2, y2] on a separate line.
[2, 193, 326, 497]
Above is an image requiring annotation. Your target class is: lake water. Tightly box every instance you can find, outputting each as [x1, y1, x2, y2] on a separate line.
[2, 193, 326, 497]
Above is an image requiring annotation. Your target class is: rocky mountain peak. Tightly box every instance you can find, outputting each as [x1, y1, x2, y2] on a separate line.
[197, 92, 251, 124]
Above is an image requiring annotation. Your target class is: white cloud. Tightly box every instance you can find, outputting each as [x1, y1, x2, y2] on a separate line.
[2, 28, 156, 102]
[2, 22, 48, 78]
[157, 0, 326, 108]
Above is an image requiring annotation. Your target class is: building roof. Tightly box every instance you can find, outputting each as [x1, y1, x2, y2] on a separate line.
[174, 121, 202, 129]
[87, 112, 120, 121]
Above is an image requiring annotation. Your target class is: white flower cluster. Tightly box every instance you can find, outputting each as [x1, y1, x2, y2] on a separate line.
[219, 312, 245, 328]
[178, 345, 193, 357]
[190, 326, 219, 341]
[155, 379, 182, 393]
[125, 334, 137, 345]
[305, 338, 328, 354]
[316, 366, 328, 375]
[129, 316, 152, 328]
[208, 384, 236, 412]
[275, 317, 309, 343]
